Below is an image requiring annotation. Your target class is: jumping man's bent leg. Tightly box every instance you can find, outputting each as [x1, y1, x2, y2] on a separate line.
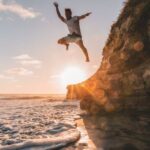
[76, 40, 90, 62]
[58, 37, 69, 50]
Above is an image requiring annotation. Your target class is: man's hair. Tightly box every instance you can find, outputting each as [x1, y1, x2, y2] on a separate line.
[65, 8, 72, 15]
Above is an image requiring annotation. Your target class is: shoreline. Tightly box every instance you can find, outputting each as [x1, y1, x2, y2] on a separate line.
[0, 98, 149, 150]
[0, 99, 81, 150]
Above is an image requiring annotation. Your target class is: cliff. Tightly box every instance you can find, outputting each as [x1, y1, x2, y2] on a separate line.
[67, 0, 150, 114]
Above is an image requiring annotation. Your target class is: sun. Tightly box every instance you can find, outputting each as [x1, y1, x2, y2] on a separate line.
[61, 67, 86, 86]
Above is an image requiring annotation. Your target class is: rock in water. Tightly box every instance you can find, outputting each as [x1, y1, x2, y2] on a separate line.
[67, 0, 150, 113]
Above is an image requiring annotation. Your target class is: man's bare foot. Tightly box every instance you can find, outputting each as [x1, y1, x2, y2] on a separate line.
[66, 44, 69, 50]
[86, 57, 90, 62]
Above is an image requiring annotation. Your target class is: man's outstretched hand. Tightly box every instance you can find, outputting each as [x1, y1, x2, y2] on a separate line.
[53, 2, 58, 7]
[79, 12, 92, 20]
[86, 12, 92, 16]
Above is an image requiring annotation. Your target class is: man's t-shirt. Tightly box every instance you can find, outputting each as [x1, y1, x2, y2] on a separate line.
[65, 16, 81, 36]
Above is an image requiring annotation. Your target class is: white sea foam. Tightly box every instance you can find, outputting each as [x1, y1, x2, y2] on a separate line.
[0, 129, 80, 150]
[0, 98, 80, 149]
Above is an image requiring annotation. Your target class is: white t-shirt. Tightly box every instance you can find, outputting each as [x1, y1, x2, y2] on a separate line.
[65, 16, 81, 36]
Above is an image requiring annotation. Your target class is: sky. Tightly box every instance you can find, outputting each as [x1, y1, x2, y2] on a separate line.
[0, 0, 125, 94]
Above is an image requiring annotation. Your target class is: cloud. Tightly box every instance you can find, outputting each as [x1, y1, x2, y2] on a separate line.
[0, 74, 14, 80]
[0, 0, 39, 19]
[50, 74, 61, 79]
[6, 67, 33, 76]
[13, 54, 32, 60]
[13, 54, 42, 67]
[19, 60, 41, 66]
[0, 74, 5, 78]
[0, 74, 18, 82]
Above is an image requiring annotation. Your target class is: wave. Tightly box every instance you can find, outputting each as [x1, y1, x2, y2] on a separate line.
[0, 94, 65, 101]
[0, 129, 80, 150]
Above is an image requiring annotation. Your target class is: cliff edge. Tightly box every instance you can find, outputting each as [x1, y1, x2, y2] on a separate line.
[67, 0, 150, 114]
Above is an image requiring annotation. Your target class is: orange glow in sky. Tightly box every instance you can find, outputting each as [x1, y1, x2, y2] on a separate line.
[0, 0, 124, 94]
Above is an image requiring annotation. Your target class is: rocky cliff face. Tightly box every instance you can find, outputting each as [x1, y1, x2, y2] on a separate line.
[67, 0, 150, 114]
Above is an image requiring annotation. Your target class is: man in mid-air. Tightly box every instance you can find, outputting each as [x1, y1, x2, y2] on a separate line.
[53, 2, 91, 62]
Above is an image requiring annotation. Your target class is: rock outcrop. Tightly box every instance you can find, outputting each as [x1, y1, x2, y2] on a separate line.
[67, 0, 150, 114]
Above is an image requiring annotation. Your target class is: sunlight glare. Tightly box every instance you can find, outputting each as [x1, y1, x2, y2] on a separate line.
[61, 67, 86, 86]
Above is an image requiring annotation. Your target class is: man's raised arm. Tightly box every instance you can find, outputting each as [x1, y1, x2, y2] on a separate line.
[53, 2, 66, 23]
[79, 12, 92, 20]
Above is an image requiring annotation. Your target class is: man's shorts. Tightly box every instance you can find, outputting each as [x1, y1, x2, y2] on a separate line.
[58, 34, 82, 44]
